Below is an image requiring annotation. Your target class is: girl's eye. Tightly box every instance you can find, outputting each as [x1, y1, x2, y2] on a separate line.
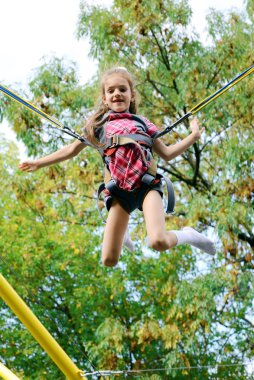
[106, 87, 127, 93]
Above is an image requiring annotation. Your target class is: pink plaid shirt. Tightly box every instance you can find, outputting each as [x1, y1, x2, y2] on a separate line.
[104, 113, 158, 191]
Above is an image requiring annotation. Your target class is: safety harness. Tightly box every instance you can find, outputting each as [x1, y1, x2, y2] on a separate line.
[96, 112, 175, 214]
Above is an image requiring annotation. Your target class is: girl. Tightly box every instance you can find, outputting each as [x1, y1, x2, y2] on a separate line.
[19, 67, 215, 266]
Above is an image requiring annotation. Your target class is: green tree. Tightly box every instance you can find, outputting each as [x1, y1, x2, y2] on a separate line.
[0, 0, 253, 379]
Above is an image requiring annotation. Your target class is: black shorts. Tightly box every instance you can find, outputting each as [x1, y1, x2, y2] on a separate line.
[104, 179, 163, 214]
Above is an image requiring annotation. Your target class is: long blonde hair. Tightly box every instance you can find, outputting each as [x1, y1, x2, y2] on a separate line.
[84, 67, 138, 146]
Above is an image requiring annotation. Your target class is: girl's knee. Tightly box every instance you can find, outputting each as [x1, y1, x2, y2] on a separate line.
[148, 232, 174, 251]
[102, 251, 120, 267]
[102, 257, 119, 267]
[149, 239, 167, 251]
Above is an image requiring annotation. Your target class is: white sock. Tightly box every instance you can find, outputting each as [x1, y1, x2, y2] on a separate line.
[171, 227, 216, 255]
[123, 229, 135, 252]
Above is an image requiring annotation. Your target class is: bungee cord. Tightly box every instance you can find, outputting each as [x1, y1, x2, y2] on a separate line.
[0, 83, 94, 147]
[0, 64, 253, 144]
[154, 63, 254, 139]
[82, 361, 254, 377]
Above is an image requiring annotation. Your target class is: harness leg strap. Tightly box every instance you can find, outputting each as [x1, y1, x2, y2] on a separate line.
[142, 172, 175, 214]
[161, 175, 175, 213]
[97, 183, 107, 223]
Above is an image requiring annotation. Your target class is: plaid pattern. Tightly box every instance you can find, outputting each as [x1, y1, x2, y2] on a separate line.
[104, 113, 158, 191]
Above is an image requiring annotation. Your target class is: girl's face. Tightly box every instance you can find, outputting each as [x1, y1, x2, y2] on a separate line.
[102, 73, 134, 113]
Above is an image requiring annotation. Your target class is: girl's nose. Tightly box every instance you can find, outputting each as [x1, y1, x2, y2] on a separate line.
[114, 89, 121, 96]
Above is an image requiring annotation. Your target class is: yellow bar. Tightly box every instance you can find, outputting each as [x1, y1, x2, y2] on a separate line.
[0, 362, 21, 380]
[0, 274, 85, 380]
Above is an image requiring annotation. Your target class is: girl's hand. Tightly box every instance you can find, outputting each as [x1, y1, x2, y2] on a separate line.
[190, 117, 205, 141]
[18, 161, 40, 172]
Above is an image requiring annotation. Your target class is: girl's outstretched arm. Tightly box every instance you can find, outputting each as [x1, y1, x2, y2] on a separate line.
[153, 117, 204, 162]
[18, 139, 87, 172]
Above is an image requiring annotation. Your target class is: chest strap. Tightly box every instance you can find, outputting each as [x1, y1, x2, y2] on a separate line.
[103, 134, 155, 174]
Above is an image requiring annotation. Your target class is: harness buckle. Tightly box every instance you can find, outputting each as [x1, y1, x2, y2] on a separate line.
[141, 173, 156, 185]
[111, 135, 119, 146]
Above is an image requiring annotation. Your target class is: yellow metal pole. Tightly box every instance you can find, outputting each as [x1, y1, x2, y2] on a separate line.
[0, 274, 85, 380]
[0, 362, 21, 380]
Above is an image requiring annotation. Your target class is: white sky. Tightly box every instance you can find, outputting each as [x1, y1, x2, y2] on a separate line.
[0, 0, 245, 158]
[0, 0, 245, 85]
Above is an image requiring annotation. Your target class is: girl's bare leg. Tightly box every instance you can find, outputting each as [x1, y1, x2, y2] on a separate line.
[143, 190, 215, 255]
[102, 199, 130, 266]
[142, 190, 177, 251]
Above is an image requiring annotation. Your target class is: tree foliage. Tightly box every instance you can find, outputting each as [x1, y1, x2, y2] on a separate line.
[0, 0, 253, 379]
